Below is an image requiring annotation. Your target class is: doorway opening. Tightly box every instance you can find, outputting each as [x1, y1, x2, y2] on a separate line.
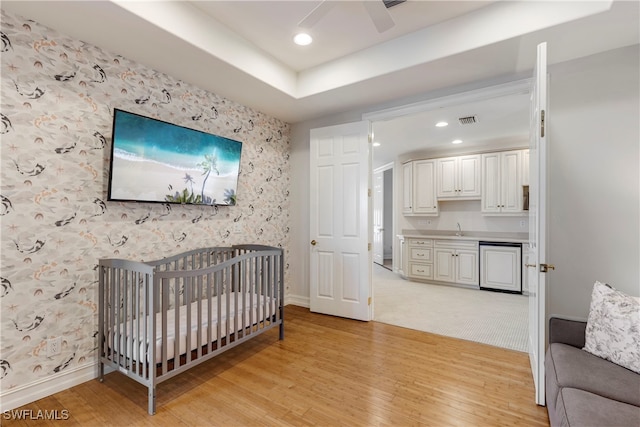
[368, 80, 532, 353]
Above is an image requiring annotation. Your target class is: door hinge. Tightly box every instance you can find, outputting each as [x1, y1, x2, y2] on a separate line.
[368, 188, 372, 197]
[540, 109, 545, 138]
[368, 243, 372, 251]
[368, 297, 372, 306]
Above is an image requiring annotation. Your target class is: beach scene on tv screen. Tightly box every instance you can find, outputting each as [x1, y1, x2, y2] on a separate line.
[110, 110, 241, 206]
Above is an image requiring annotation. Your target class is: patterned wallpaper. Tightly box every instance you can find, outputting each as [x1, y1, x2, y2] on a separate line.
[0, 10, 291, 394]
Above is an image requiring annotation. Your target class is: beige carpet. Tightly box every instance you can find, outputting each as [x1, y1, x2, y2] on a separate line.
[373, 263, 529, 352]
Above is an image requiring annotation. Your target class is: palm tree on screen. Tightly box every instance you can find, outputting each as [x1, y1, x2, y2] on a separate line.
[198, 154, 219, 201]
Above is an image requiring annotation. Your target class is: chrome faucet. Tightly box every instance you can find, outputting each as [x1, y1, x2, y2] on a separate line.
[456, 222, 463, 236]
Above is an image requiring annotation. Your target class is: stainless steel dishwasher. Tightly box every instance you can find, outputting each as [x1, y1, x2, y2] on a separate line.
[479, 241, 522, 293]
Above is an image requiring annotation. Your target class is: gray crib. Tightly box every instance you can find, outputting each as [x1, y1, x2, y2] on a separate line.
[97, 244, 284, 415]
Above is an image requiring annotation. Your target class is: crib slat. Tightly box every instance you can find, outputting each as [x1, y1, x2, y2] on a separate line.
[233, 260, 239, 342]
[241, 258, 246, 338]
[216, 269, 222, 351]
[207, 270, 213, 354]
[185, 273, 192, 365]
[262, 255, 267, 330]
[115, 268, 122, 369]
[174, 276, 180, 370]
[162, 278, 169, 375]
[225, 265, 231, 343]
[196, 273, 203, 359]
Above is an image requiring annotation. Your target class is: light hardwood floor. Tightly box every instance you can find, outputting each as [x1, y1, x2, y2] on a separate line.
[4, 306, 549, 426]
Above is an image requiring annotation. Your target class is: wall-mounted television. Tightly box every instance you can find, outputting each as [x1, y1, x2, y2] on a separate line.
[108, 109, 242, 206]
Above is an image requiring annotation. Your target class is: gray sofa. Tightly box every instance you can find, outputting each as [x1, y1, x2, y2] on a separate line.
[545, 317, 640, 427]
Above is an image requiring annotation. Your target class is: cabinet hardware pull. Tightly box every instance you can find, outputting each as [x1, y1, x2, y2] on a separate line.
[310, 240, 317, 246]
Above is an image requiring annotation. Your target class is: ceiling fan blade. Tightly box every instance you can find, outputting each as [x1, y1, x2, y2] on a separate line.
[298, 1, 337, 29]
[363, 0, 395, 33]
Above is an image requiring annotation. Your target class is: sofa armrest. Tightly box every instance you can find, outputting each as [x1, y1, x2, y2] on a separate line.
[549, 317, 587, 348]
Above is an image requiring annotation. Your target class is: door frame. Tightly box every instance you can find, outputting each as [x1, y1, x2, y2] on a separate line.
[373, 162, 394, 270]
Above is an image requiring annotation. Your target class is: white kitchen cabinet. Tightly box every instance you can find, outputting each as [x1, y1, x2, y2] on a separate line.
[402, 160, 438, 215]
[436, 155, 481, 199]
[521, 149, 530, 186]
[481, 150, 524, 214]
[433, 240, 478, 286]
[406, 238, 434, 280]
[397, 235, 406, 278]
[480, 244, 522, 292]
[402, 162, 413, 214]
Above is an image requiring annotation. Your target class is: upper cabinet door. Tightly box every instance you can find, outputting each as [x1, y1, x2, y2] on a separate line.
[521, 149, 530, 186]
[481, 152, 501, 213]
[481, 150, 525, 214]
[501, 150, 522, 213]
[413, 160, 438, 214]
[458, 155, 481, 197]
[436, 155, 481, 199]
[436, 157, 457, 198]
[402, 162, 413, 214]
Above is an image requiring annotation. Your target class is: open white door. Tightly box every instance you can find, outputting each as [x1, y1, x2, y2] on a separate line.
[528, 42, 549, 406]
[373, 170, 384, 265]
[309, 121, 372, 321]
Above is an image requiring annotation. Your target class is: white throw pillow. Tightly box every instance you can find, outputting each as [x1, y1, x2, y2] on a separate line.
[583, 281, 640, 374]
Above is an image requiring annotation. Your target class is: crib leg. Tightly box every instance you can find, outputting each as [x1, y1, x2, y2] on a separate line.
[148, 385, 156, 415]
[279, 322, 284, 340]
[98, 361, 104, 382]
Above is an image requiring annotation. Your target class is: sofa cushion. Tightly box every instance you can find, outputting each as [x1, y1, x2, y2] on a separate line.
[555, 388, 640, 427]
[583, 281, 640, 374]
[546, 343, 640, 408]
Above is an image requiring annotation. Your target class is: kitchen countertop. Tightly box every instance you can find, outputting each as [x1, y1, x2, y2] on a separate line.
[399, 229, 529, 244]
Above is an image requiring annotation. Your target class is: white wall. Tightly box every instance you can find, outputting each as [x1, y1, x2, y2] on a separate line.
[290, 46, 640, 316]
[547, 45, 640, 320]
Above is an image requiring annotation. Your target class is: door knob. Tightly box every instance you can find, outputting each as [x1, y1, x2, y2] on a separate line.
[540, 263, 555, 272]
[310, 240, 317, 246]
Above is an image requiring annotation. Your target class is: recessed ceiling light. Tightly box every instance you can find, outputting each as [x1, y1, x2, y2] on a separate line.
[293, 33, 312, 46]
[436, 121, 448, 127]
[452, 139, 463, 144]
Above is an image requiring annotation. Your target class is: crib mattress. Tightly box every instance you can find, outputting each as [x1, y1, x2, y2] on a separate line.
[107, 291, 276, 364]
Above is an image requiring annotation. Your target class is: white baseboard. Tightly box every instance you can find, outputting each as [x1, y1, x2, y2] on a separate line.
[0, 361, 110, 412]
[285, 294, 309, 308]
[2, 297, 313, 412]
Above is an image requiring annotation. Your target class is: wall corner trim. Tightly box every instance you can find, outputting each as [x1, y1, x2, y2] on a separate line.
[285, 295, 310, 308]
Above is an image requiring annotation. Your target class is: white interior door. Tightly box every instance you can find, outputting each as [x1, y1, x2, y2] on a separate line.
[528, 42, 548, 406]
[373, 170, 384, 265]
[309, 121, 371, 321]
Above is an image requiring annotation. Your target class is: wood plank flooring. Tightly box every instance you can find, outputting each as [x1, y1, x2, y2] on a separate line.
[4, 306, 549, 426]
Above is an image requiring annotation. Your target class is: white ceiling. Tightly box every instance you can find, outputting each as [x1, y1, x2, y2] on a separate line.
[191, 1, 496, 72]
[371, 88, 531, 167]
[2, 1, 638, 168]
[2, 1, 638, 124]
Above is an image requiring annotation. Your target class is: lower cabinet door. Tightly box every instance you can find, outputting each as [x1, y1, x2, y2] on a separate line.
[456, 250, 479, 285]
[434, 249, 455, 282]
